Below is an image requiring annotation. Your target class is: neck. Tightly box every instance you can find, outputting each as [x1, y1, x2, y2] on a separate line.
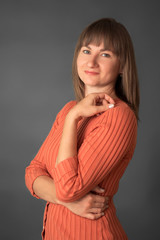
[85, 85, 118, 100]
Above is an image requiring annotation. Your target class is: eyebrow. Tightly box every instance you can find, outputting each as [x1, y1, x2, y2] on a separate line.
[83, 45, 113, 52]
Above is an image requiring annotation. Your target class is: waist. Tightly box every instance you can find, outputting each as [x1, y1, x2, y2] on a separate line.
[43, 200, 127, 240]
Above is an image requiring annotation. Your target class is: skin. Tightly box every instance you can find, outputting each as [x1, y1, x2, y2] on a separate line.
[55, 93, 115, 219]
[33, 42, 120, 220]
[33, 176, 108, 219]
[56, 42, 121, 165]
[77, 42, 122, 99]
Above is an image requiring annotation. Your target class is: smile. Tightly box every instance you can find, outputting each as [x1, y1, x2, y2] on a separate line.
[85, 70, 99, 75]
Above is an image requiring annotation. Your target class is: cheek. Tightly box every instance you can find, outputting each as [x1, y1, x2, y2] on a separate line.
[76, 59, 80, 74]
[102, 62, 120, 80]
[77, 56, 85, 74]
[76, 59, 83, 78]
[109, 61, 120, 75]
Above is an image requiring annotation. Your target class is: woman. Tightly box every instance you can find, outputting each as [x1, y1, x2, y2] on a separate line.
[25, 18, 140, 239]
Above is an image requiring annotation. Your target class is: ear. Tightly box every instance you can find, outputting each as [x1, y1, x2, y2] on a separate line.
[119, 66, 123, 76]
[119, 67, 123, 74]
[118, 62, 123, 76]
[119, 65, 123, 74]
[119, 71, 123, 77]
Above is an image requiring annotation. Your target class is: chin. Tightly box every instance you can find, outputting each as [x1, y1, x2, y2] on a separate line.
[81, 79, 99, 86]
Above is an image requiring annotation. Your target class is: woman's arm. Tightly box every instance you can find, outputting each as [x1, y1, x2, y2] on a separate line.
[53, 93, 137, 202]
[33, 175, 57, 203]
[25, 100, 110, 219]
[33, 175, 109, 220]
[25, 101, 73, 198]
[25, 105, 62, 198]
[56, 93, 114, 167]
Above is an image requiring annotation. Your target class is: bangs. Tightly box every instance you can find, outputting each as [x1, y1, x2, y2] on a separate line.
[79, 19, 124, 57]
[72, 18, 139, 119]
[82, 31, 114, 53]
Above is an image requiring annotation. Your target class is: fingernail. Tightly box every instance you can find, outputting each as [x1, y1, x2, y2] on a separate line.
[109, 104, 114, 109]
[100, 188, 105, 192]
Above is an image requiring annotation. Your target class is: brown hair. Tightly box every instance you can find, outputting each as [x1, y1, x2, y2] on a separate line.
[72, 18, 140, 120]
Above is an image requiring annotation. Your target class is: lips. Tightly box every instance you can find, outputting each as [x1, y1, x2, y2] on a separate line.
[85, 70, 99, 75]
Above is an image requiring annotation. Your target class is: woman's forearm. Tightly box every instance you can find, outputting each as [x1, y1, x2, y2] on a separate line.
[33, 175, 59, 204]
[33, 111, 80, 202]
[55, 93, 111, 167]
[33, 176, 73, 208]
[32, 175, 109, 220]
[55, 112, 79, 167]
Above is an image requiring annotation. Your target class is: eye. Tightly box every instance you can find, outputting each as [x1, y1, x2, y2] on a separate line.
[101, 53, 111, 58]
[82, 49, 90, 54]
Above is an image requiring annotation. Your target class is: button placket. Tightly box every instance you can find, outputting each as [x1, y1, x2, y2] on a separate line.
[41, 202, 50, 239]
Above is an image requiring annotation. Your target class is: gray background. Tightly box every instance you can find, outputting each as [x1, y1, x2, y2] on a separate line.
[1, 0, 160, 239]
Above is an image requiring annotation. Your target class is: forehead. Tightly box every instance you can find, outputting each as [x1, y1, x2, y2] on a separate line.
[83, 42, 112, 51]
[82, 36, 114, 52]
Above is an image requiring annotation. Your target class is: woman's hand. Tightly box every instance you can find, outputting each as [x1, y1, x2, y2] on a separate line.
[69, 92, 115, 121]
[57, 186, 109, 220]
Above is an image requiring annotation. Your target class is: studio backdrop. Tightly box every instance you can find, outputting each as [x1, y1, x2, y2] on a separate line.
[0, 0, 160, 239]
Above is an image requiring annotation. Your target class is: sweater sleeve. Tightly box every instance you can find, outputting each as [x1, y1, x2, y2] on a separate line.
[51, 105, 137, 202]
[25, 101, 75, 198]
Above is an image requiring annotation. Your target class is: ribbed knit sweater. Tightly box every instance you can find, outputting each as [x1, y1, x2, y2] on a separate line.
[25, 98, 137, 240]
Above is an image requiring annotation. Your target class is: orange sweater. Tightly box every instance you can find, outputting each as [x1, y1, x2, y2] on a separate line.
[25, 98, 137, 240]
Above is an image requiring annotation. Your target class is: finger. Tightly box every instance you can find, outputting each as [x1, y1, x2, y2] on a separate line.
[95, 101, 115, 113]
[103, 204, 109, 211]
[92, 202, 108, 208]
[89, 207, 103, 214]
[95, 101, 114, 116]
[94, 195, 109, 204]
[104, 94, 115, 104]
[85, 212, 104, 220]
[94, 105, 108, 114]
[89, 205, 109, 214]
[102, 98, 115, 110]
[102, 98, 108, 106]
[90, 94, 115, 114]
[91, 92, 114, 105]
[94, 92, 115, 105]
[91, 186, 105, 194]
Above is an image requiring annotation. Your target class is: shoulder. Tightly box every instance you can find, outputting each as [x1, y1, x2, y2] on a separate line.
[61, 100, 76, 114]
[56, 100, 76, 120]
[102, 99, 137, 129]
[101, 99, 138, 148]
[114, 99, 136, 120]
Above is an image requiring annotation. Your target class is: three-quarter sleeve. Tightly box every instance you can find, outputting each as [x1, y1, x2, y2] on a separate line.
[51, 105, 137, 202]
[25, 115, 60, 198]
[25, 101, 75, 198]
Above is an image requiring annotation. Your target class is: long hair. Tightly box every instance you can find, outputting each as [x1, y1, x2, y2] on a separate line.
[72, 18, 140, 120]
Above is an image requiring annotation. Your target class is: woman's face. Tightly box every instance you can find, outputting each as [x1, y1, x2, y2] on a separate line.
[77, 42, 121, 93]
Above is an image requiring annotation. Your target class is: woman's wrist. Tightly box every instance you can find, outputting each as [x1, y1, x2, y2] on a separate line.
[56, 198, 69, 208]
[66, 108, 82, 122]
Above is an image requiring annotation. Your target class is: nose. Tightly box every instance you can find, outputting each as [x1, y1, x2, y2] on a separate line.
[87, 56, 98, 68]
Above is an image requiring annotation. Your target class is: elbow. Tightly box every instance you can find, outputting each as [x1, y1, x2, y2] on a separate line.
[55, 181, 87, 202]
[53, 168, 85, 201]
[56, 191, 81, 202]
[24, 172, 33, 194]
[55, 187, 77, 202]
[25, 168, 31, 190]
